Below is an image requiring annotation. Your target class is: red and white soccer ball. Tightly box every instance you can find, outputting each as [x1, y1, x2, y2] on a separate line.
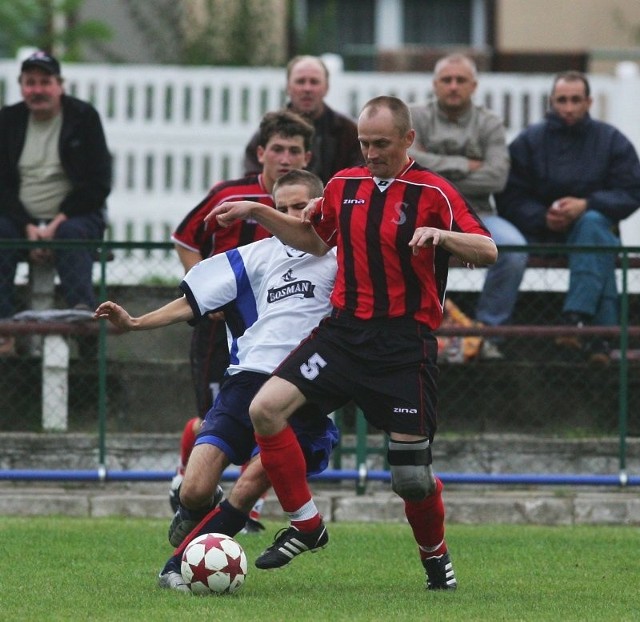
[181, 533, 248, 595]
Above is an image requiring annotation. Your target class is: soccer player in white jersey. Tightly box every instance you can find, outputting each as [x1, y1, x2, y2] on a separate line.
[94, 170, 338, 592]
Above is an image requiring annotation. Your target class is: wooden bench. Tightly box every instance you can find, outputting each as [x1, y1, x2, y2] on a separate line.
[435, 322, 640, 366]
[18, 248, 114, 354]
[444, 251, 640, 361]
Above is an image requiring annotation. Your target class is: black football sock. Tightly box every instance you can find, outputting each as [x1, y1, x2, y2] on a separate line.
[164, 500, 249, 572]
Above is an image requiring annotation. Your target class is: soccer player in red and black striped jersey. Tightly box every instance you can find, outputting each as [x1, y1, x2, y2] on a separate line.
[167, 110, 312, 530]
[211, 96, 497, 590]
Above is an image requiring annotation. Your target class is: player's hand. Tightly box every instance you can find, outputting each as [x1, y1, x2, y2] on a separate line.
[409, 227, 446, 255]
[94, 301, 135, 331]
[301, 197, 322, 223]
[205, 200, 254, 228]
[25, 223, 53, 264]
[546, 198, 579, 232]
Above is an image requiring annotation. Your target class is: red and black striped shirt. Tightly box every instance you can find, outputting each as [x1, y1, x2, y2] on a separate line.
[172, 174, 273, 258]
[314, 160, 490, 330]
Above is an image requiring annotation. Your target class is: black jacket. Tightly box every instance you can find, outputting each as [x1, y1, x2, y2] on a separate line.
[0, 94, 112, 227]
[496, 112, 640, 238]
[243, 103, 362, 185]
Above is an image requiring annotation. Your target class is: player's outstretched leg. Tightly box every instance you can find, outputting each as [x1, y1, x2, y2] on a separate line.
[253, 425, 329, 569]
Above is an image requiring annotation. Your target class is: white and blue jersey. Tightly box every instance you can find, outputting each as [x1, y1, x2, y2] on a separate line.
[181, 237, 336, 375]
[179, 237, 339, 469]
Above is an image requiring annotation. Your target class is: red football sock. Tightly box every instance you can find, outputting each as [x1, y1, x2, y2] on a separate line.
[255, 426, 319, 530]
[404, 477, 448, 560]
[180, 417, 200, 468]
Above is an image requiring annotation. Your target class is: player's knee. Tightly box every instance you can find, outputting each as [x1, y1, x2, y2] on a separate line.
[248, 395, 270, 428]
[179, 477, 215, 510]
[248, 385, 294, 433]
[390, 464, 436, 500]
[387, 438, 436, 501]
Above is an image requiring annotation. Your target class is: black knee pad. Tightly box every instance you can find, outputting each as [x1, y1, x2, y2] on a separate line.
[387, 438, 435, 501]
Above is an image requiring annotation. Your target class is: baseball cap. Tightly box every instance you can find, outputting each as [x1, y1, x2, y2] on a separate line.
[21, 51, 61, 76]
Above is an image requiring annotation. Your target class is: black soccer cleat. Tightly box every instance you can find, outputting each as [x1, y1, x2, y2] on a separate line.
[255, 522, 329, 570]
[423, 551, 458, 590]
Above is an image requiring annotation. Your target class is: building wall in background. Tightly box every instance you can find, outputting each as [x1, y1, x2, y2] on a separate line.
[496, 0, 640, 73]
[75, 1, 640, 75]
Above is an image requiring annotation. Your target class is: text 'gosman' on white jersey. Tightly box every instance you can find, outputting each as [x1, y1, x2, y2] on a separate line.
[180, 237, 337, 376]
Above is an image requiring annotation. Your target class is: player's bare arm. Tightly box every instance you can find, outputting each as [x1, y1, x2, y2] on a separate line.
[94, 297, 194, 331]
[409, 227, 497, 266]
[208, 200, 330, 257]
[175, 244, 202, 272]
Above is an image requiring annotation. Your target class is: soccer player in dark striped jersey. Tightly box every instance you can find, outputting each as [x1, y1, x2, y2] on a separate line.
[210, 96, 498, 590]
[168, 110, 313, 530]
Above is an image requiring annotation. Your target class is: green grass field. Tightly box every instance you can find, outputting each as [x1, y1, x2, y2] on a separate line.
[2, 517, 638, 622]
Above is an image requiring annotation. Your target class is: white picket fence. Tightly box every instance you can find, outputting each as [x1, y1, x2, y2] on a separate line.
[2, 56, 640, 285]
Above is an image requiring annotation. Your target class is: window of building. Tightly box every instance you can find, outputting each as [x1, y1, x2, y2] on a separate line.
[299, 0, 486, 70]
[301, 0, 375, 70]
[404, 0, 472, 45]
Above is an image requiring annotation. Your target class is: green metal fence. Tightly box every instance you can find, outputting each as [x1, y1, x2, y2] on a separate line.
[1, 240, 639, 476]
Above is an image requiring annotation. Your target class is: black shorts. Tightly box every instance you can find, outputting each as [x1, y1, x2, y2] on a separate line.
[274, 311, 439, 440]
[190, 317, 230, 417]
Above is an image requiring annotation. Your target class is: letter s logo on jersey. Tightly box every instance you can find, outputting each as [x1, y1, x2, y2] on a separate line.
[391, 202, 408, 225]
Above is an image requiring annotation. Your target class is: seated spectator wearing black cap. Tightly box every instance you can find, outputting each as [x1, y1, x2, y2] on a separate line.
[0, 50, 112, 356]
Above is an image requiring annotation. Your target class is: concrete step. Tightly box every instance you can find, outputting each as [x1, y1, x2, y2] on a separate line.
[1, 482, 638, 527]
[1, 433, 638, 525]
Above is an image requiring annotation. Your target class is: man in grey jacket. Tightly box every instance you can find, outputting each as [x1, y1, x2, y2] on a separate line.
[410, 54, 526, 359]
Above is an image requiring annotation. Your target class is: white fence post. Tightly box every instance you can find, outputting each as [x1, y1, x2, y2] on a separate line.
[42, 335, 70, 431]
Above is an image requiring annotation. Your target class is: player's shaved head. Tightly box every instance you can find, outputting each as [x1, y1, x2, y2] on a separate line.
[360, 96, 412, 136]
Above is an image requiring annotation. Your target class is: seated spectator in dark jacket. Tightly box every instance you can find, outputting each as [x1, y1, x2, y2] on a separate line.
[496, 70, 640, 364]
[0, 50, 111, 355]
[243, 55, 362, 184]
